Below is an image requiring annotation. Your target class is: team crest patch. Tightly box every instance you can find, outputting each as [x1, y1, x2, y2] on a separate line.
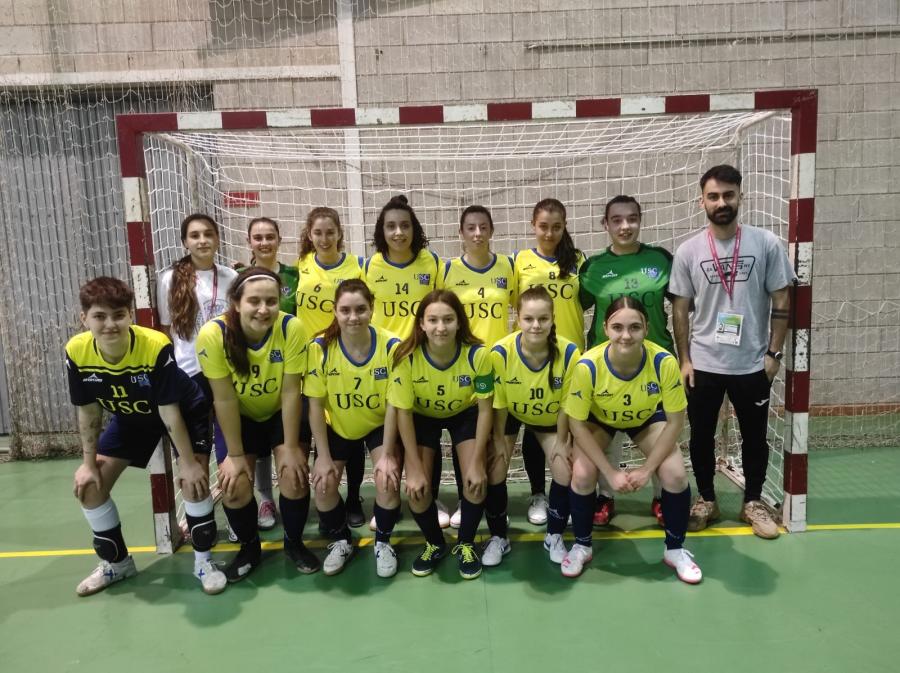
[282, 285, 292, 296]
[373, 367, 388, 380]
[495, 277, 507, 289]
[646, 382, 660, 395]
[551, 376, 563, 390]
[269, 350, 283, 363]
[417, 273, 431, 285]
[458, 375, 472, 387]
[131, 373, 151, 388]
[642, 266, 660, 280]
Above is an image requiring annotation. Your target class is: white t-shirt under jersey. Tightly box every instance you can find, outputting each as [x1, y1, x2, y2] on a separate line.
[156, 264, 237, 377]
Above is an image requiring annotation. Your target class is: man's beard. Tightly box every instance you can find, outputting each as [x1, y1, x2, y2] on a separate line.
[710, 206, 737, 226]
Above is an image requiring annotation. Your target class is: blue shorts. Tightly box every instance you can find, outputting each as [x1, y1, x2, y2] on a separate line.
[413, 406, 479, 452]
[98, 402, 211, 469]
[504, 414, 557, 437]
[325, 425, 385, 463]
[214, 411, 285, 464]
[587, 408, 667, 441]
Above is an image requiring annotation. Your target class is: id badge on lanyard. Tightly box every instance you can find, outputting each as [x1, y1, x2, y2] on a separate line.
[707, 229, 743, 346]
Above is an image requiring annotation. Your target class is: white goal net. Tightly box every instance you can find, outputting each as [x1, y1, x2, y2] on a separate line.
[142, 109, 793, 518]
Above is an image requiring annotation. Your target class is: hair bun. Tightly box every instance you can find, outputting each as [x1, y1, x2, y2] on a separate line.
[392, 194, 409, 205]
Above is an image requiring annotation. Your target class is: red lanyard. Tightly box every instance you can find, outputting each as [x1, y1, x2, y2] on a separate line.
[706, 227, 741, 301]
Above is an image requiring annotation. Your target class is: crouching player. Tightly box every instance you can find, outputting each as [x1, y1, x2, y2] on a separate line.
[307, 279, 403, 577]
[68, 277, 226, 596]
[197, 267, 318, 581]
[488, 286, 580, 566]
[562, 297, 701, 583]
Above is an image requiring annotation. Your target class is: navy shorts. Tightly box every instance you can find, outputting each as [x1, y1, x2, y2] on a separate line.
[98, 402, 211, 469]
[326, 425, 385, 463]
[587, 407, 667, 441]
[413, 406, 479, 452]
[504, 414, 557, 437]
[214, 410, 285, 464]
[190, 372, 227, 459]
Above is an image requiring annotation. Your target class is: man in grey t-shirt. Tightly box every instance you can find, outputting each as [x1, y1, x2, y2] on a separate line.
[670, 164, 796, 540]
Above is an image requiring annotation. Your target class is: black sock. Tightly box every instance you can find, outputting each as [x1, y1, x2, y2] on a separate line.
[411, 501, 445, 547]
[224, 497, 259, 545]
[484, 482, 508, 538]
[569, 490, 594, 548]
[279, 493, 310, 543]
[317, 499, 351, 541]
[661, 486, 691, 550]
[457, 496, 484, 545]
[547, 480, 570, 535]
[522, 431, 546, 495]
[452, 449, 464, 501]
[92, 524, 129, 563]
[373, 503, 400, 543]
[431, 453, 443, 499]
[346, 449, 364, 504]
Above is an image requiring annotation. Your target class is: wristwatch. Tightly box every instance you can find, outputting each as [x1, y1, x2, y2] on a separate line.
[766, 349, 783, 361]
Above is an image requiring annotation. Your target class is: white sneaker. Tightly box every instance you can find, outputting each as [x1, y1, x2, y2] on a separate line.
[194, 558, 227, 595]
[543, 533, 567, 564]
[663, 547, 703, 584]
[561, 543, 593, 578]
[257, 499, 277, 530]
[76, 556, 137, 597]
[450, 502, 462, 529]
[436, 501, 451, 529]
[374, 541, 398, 578]
[323, 539, 355, 576]
[527, 493, 549, 525]
[481, 536, 511, 567]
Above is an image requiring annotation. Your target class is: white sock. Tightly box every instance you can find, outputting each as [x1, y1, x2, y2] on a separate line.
[82, 498, 120, 532]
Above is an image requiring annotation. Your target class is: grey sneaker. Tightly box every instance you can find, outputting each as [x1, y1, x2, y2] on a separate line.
[323, 539, 355, 576]
[76, 556, 137, 597]
[481, 536, 511, 567]
[687, 496, 721, 532]
[543, 533, 567, 564]
[374, 541, 398, 578]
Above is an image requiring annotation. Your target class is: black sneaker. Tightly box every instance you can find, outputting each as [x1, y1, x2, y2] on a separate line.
[224, 541, 262, 583]
[453, 542, 482, 580]
[411, 542, 448, 577]
[284, 538, 320, 575]
[347, 496, 366, 529]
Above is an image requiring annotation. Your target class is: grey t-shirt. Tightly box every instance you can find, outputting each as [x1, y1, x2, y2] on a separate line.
[669, 225, 796, 375]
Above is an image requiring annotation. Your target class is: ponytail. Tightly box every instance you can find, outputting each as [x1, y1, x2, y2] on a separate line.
[168, 255, 200, 341]
[546, 322, 559, 391]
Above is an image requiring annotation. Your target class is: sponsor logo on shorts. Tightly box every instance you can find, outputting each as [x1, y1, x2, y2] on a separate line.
[373, 367, 388, 380]
[269, 349, 283, 363]
[83, 373, 103, 383]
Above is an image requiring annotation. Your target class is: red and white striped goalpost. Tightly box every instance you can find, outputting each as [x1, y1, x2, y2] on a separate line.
[116, 88, 816, 552]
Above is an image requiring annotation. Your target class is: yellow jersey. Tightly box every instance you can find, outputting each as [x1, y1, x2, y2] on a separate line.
[296, 252, 364, 337]
[364, 248, 440, 339]
[196, 312, 308, 422]
[305, 326, 401, 440]
[388, 343, 493, 419]
[438, 254, 515, 346]
[491, 331, 580, 428]
[563, 340, 686, 429]
[513, 248, 586, 350]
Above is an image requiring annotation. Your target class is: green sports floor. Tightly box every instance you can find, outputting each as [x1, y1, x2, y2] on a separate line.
[2, 448, 898, 673]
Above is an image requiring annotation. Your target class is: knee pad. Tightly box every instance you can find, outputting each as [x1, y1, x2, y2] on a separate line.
[93, 534, 123, 563]
[186, 514, 217, 552]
